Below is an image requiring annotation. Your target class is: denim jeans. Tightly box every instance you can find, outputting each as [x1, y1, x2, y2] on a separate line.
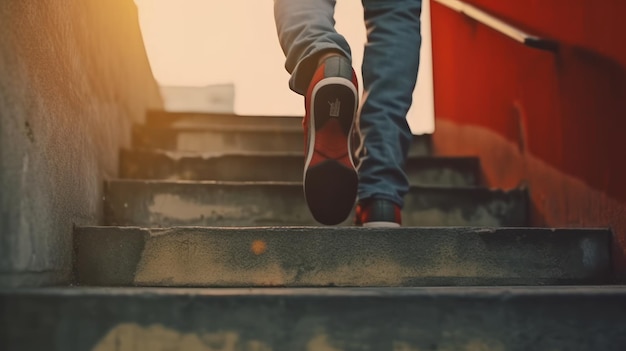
[274, 0, 422, 208]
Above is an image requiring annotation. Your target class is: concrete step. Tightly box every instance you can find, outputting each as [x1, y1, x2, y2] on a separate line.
[2, 287, 626, 350]
[132, 125, 433, 156]
[103, 180, 527, 227]
[74, 226, 611, 287]
[145, 111, 304, 130]
[120, 149, 481, 186]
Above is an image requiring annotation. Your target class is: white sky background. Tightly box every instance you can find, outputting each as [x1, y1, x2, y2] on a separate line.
[135, 0, 434, 134]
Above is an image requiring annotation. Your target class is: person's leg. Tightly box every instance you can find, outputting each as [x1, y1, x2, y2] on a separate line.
[274, 0, 360, 225]
[356, 0, 422, 225]
[274, 0, 351, 95]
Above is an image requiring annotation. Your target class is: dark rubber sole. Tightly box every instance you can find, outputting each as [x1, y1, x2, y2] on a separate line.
[304, 81, 358, 225]
[305, 160, 358, 225]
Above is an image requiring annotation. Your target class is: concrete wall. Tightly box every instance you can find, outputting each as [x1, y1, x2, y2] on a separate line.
[0, 0, 162, 286]
[430, 1, 626, 277]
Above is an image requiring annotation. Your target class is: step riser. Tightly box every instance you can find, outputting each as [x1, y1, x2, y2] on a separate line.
[3, 288, 626, 351]
[120, 151, 480, 186]
[74, 227, 611, 287]
[132, 127, 433, 156]
[133, 128, 304, 153]
[104, 182, 527, 227]
[145, 111, 304, 130]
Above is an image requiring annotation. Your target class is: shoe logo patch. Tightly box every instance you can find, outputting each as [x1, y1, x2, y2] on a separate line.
[329, 98, 341, 117]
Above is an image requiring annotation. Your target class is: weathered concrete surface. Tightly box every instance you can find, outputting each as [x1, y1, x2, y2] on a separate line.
[132, 124, 433, 156]
[120, 149, 480, 186]
[2, 286, 626, 350]
[146, 111, 302, 130]
[103, 181, 527, 227]
[74, 226, 611, 287]
[0, 0, 162, 286]
[133, 126, 304, 153]
[435, 119, 626, 280]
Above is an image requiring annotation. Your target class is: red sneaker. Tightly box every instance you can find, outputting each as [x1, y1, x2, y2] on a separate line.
[355, 199, 402, 227]
[303, 55, 359, 225]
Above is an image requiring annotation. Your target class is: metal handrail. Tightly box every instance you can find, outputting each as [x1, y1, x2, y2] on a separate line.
[433, 0, 559, 52]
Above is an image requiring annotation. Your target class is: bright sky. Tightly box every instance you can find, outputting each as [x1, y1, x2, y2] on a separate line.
[134, 0, 434, 133]
[134, 0, 240, 85]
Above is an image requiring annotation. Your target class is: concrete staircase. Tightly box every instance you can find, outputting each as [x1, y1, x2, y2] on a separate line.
[2, 111, 626, 350]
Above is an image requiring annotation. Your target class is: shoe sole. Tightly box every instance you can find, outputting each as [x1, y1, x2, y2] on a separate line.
[304, 77, 358, 225]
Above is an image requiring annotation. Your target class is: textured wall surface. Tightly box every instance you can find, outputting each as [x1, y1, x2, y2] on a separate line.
[0, 0, 162, 286]
[430, 1, 626, 276]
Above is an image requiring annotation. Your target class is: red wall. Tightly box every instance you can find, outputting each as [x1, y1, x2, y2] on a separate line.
[461, 0, 626, 67]
[430, 0, 626, 276]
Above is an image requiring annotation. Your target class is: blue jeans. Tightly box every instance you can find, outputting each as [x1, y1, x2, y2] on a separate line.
[274, 0, 422, 207]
